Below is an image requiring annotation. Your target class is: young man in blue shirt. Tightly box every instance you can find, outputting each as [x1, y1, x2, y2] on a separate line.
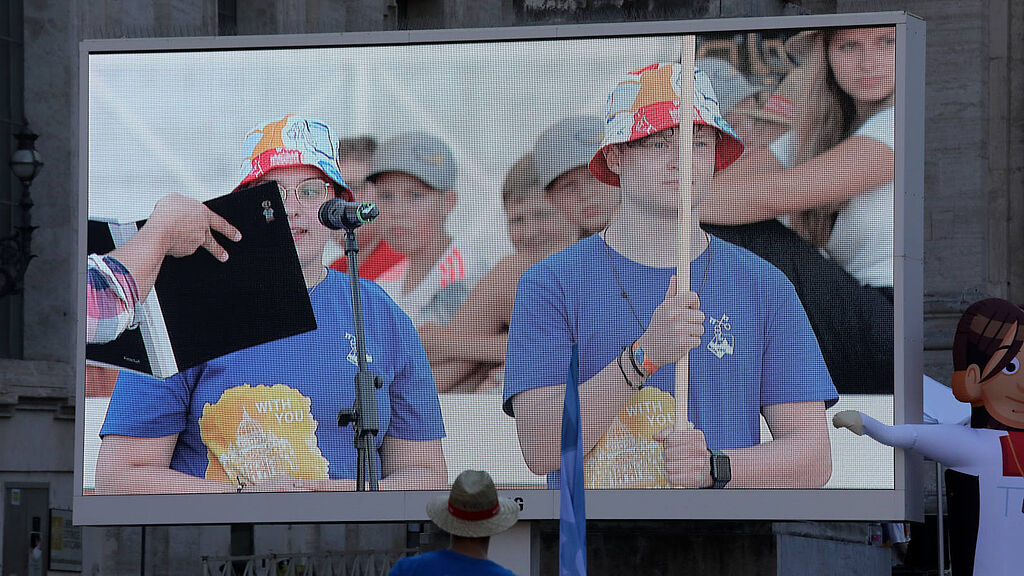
[504, 63, 837, 490]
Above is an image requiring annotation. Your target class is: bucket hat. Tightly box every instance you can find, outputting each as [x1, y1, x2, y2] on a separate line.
[235, 114, 352, 200]
[588, 62, 745, 187]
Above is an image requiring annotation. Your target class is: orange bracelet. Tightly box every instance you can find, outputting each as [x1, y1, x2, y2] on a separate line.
[630, 340, 659, 377]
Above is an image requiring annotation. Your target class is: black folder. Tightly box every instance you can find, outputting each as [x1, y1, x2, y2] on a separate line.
[86, 182, 317, 378]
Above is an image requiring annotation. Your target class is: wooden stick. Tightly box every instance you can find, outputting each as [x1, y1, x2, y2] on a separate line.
[674, 36, 696, 427]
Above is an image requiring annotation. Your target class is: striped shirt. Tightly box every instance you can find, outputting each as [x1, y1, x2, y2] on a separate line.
[376, 242, 477, 326]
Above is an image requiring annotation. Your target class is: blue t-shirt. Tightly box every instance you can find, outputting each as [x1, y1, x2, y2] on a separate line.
[389, 550, 517, 576]
[504, 235, 837, 484]
[101, 270, 444, 486]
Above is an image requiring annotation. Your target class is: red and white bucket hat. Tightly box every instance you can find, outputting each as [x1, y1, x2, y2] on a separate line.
[234, 114, 353, 200]
[589, 62, 745, 187]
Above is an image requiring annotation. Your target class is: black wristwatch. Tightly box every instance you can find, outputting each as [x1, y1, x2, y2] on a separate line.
[708, 449, 731, 489]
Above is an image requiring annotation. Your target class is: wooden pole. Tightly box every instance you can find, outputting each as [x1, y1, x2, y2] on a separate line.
[674, 37, 696, 427]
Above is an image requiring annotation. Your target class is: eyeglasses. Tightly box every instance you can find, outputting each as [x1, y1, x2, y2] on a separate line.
[277, 178, 332, 207]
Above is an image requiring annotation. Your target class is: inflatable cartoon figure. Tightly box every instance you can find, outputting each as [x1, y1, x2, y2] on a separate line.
[833, 298, 1024, 576]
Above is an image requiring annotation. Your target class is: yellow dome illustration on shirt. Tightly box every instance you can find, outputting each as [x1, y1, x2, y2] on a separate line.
[584, 386, 674, 489]
[199, 384, 329, 486]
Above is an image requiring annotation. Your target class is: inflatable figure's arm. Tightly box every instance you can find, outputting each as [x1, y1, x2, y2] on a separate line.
[833, 410, 982, 469]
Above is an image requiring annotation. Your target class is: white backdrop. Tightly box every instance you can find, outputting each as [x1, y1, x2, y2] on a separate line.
[84, 33, 897, 492]
[88, 36, 681, 265]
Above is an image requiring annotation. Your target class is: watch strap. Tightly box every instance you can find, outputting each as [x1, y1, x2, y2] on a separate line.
[709, 449, 731, 489]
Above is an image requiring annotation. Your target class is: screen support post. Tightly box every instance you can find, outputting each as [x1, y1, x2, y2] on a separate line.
[337, 227, 381, 491]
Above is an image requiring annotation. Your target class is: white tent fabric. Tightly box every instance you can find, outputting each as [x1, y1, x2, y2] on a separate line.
[923, 374, 970, 426]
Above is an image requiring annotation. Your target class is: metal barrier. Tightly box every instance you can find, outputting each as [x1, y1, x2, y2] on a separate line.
[201, 549, 413, 576]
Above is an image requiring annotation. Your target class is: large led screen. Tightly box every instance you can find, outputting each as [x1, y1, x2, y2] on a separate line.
[76, 12, 925, 524]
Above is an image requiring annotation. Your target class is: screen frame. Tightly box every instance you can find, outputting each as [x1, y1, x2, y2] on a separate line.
[74, 10, 925, 526]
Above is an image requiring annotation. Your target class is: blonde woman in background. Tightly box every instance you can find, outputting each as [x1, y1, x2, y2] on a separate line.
[703, 26, 896, 395]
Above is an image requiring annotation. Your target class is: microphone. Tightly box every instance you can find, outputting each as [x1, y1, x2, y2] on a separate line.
[318, 199, 380, 230]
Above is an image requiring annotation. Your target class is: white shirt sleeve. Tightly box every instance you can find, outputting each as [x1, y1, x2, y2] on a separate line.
[853, 107, 894, 150]
[768, 129, 796, 169]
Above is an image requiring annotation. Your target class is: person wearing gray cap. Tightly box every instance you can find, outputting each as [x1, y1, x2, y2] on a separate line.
[326, 135, 405, 280]
[416, 154, 577, 393]
[697, 56, 787, 153]
[533, 115, 620, 237]
[369, 132, 482, 329]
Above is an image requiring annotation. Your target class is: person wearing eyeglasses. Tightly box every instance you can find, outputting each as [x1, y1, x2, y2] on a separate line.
[95, 115, 447, 494]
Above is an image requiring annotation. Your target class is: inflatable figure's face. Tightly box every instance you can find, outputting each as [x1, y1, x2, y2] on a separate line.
[976, 327, 1024, 428]
[960, 323, 1024, 430]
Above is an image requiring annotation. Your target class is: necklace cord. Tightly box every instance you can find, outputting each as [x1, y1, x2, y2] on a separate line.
[601, 228, 711, 333]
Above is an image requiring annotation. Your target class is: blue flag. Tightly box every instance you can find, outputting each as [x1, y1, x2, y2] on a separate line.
[559, 344, 586, 576]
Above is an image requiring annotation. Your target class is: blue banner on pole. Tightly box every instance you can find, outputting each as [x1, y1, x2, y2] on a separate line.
[559, 344, 586, 576]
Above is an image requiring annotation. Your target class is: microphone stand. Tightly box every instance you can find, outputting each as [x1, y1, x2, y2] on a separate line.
[336, 226, 381, 491]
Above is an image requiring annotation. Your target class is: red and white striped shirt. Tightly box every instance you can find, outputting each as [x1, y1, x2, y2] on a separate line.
[376, 242, 476, 326]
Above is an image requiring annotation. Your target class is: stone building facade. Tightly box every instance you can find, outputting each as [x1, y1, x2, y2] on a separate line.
[1, 0, 1022, 574]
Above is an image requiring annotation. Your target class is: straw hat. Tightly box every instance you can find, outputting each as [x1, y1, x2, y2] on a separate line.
[426, 470, 520, 538]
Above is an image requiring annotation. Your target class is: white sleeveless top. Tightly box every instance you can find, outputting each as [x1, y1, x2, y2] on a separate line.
[769, 107, 894, 287]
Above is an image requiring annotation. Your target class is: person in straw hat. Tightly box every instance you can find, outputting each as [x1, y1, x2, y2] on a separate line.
[389, 469, 520, 575]
[504, 63, 836, 491]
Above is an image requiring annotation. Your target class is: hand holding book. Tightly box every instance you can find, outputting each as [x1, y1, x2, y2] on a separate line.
[108, 193, 242, 300]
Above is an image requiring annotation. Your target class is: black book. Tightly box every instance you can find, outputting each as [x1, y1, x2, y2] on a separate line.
[86, 182, 317, 378]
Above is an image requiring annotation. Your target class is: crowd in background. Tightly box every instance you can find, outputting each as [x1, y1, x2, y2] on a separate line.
[83, 25, 896, 493]
[330, 26, 896, 396]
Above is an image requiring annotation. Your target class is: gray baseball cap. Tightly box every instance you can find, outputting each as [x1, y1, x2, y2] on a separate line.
[367, 132, 457, 191]
[533, 115, 605, 190]
[696, 57, 764, 117]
